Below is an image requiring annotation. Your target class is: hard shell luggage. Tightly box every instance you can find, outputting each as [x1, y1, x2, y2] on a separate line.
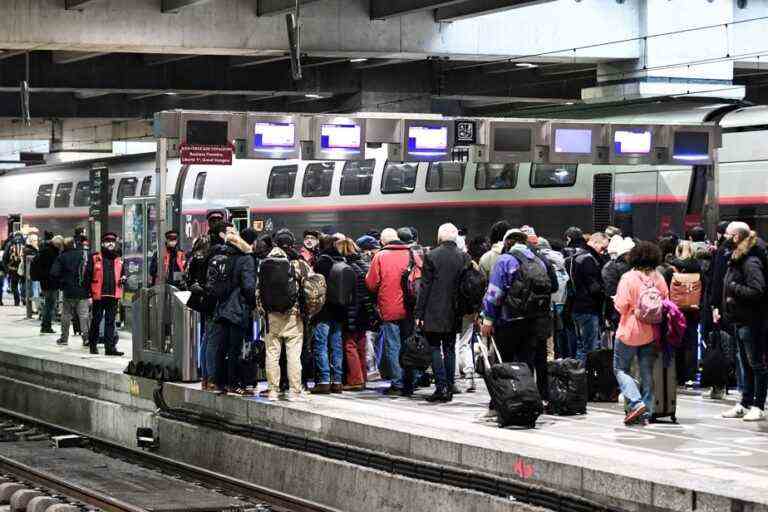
[547, 358, 587, 415]
[586, 348, 619, 402]
[477, 338, 543, 429]
[652, 354, 677, 423]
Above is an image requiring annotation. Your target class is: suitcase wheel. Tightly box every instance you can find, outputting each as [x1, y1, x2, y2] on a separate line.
[671, 415, 677, 424]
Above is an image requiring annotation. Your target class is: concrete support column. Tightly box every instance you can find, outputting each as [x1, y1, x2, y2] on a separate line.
[583, 0, 745, 102]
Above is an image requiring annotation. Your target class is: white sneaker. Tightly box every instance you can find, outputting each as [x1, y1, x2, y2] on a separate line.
[743, 407, 766, 422]
[618, 393, 625, 405]
[287, 390, 311, 402]
[265, 390, 279, 401]
[722, 404, 746, 418]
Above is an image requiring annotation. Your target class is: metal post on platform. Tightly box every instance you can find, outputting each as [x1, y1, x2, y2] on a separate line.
[704, 153, 720, 242]
[155, 137, 168, 352]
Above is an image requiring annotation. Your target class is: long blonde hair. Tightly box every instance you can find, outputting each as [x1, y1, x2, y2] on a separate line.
[676, 240, 694, 260]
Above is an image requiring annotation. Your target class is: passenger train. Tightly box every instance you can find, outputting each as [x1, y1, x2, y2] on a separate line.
[1, 104, 767, 249]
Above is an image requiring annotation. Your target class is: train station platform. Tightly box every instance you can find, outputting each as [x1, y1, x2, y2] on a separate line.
[0, 304, 767, 512]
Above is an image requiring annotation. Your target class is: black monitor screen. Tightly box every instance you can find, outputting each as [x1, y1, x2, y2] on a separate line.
[494, 127, 532, 153]
[186, 120, 229, 146]
[673, 131, 709, 161]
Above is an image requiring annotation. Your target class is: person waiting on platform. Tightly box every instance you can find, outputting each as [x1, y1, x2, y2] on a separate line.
[32, 234, 64, 335]
[149, 230, 186, 288]
[51, 237, 90, 347]
[568, 232, 609, 364]
[85, 232, 125, 356]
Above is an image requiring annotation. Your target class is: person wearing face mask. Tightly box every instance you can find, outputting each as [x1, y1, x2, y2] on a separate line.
[85, 232, 125, 356]
[149, 230, 186, 288]
[568, 232, 609, 364]
[300, 230, 320, 269]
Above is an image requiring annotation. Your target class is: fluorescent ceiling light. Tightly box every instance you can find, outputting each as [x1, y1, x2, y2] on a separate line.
[305, 93, 323, 99]
[515, 62, 537, 68]
[165, 92, 178, 95]
[350, 58, 368, 63]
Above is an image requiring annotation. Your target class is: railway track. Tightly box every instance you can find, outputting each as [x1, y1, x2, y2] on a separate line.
[0, 410, 331, 512]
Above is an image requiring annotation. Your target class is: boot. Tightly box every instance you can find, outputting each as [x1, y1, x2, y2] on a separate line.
[311, 383, 331, 394]
[89, 342, 99, 355]
[426, 388, 451, 403]
[330, 383, 343, 394]
[105, 345, 124, 356]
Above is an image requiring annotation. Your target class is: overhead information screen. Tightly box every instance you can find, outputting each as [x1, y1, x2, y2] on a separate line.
[673, 131, 710, 161]
[614, 128, 652, 155]
[254, 121, 295, 149]
[554, 128, 592, 154]
[494, 127, 532, 153]
[407, 125, 449, 153]
[186, 120, 229, 146]
[321, 123, 361, 150]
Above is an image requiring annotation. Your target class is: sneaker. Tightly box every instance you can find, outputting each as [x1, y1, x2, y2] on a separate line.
[264, 390, 279, 401]
[451, 383, 462, 395]
[705, 388, 725, 400]
[56, 338, 67, 346]
[743, 407, 765, 422]
[624, 403, 647, 425]
[722, 404, 746, 418]
[311, 383, 331, 395]
[287, 390, 310, 402]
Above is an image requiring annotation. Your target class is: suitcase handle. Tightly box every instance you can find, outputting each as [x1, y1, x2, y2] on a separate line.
[477, 336, 504, 368]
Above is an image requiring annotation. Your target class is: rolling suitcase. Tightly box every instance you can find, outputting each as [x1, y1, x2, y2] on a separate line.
[547, 358, 587, 415]
[652, 354, 677, 423]
[586, 348, 619, 402]
[477, 338, 543, 429]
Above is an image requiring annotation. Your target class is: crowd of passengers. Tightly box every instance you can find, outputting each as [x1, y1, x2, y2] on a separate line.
[1, 215, 766, 426]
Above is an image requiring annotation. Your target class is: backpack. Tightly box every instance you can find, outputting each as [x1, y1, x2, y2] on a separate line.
[259, 257, 300, 314]
[401, 249, 423, 312]
[669, 272, 701, 312]
[29, 252, 45, 282]
[635, 274, 663, 325]
[327, 259, 356, 306]
[205, 253, 235, 301]
[301, 272, 327, 318]
[505, 253, 552, 319]
[456, 260, 487, 316]
[6, 244, 22, 273]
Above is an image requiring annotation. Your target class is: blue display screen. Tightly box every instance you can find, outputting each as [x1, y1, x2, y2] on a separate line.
[673, 131, 709, 161]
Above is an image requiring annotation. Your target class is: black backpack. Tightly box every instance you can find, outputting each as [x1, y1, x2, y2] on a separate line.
[505, 253, 552, 319]
[259, 257, 299, 313]
[205, 253, 235, 301]
[456, 260, 487, 316]
[29, 253, 45, 282]
[547, 358, 588, 415]
[327, 259, 356, 306]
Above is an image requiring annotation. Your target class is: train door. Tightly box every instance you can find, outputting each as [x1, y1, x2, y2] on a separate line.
[227, 207, 250, 233]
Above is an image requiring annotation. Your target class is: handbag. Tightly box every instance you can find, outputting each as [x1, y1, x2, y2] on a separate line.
[400, 329, 432, 371]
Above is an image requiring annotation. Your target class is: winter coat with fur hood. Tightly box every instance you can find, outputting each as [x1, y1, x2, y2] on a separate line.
[723, 231, 768, 326]
[212, 233, 256, 328]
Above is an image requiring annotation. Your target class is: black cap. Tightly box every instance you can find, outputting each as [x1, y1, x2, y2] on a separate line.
[273, 228, 296, 250]
[206, 210, 226, 222]
[165, 230, 179, 240]
[303, 230, 321, 239]
[102, 232, 118, 242]
[397, 227, 414, 244]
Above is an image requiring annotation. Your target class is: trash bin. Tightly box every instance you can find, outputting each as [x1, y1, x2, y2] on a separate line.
[171, 289, 200, 382]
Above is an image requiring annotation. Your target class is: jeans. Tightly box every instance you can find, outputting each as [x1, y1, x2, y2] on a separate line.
[89, 298, 118, 349]
[198, 315, 208, 379]
[613, 339, 657, 414]
[735, 323, 767, 410]
[573, 313, 600, 364]
[380, 321, 405, 389]
[41, 289, 58, 329]
[426, 332, 456, 393]
[313, 320, 344, 385]
[60, 298, 89, 344]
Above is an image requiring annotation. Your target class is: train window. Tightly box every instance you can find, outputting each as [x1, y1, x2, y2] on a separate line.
[35, 184, 53, 208]
[54, 182, 73, 208]
[475, 163, 518, 190]
[116, 177, 138, 205]
[267, 165, 298, 199]
[107, 179, 115, 205]
[340, 159, 374, 196]
[140, 176, 153, 196]
[193, 172, 207, 200]
[381, 161, 418, 194]
[302, 162, 334, 198]
[530, 163, 577, 187]
[426, 162, 465, 192]
[74, 181, 90, 207]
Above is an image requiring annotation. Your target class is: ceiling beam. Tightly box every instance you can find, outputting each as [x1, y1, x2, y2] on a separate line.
[230, 55, 291, 68]
[0, 50, 27, 61]
[435, 0, 555, 22]
[74, 91, 112, 99]
[161, 0, 213, 13]
[353, 59, 411, 70]
[52, 51, 109, 65]
[64, 0, 99, 8]
[257, 0, 323, 16]
[143, 54, 199, 66]
[302, 58, 350, 69]
[371, 0, 467, 19]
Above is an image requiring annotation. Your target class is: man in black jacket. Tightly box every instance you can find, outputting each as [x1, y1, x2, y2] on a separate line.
[51, 237, 90, 346]
[35, 235, 64, 334]
[720, 222, 768, 422]
[569, 232, 609, 364]
[415, 223, 470, 403]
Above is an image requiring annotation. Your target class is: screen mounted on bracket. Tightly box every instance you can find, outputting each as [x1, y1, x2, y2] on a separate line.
[253, 121, 295, 149]
[673, 131, 710, 161]
[186, 120, 229, 146]
[320, 123, 361, 150]
[494, 127, 532, 153]
[407, 125, 448, 153]
[614, 128, 652, 155]
[554, 128, 592, 154]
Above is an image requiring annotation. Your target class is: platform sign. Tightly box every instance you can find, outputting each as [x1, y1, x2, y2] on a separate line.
[546, 122, 607, 164]
[454, 120, 477, 146]
[307, 116, 366, 160]
[246, 115, 300, 159]
[488, 121, 539, 163]
[179, 144, 233, 165]
[89, 165, 109, 221]
[178, 117, 235, 165]
[401, 119, 454, 162]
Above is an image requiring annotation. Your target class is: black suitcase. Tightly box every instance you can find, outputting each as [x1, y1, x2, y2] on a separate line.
[477, 338, 542, 429]
[586, 348, 619, 402]
[547, 358, 588, 415]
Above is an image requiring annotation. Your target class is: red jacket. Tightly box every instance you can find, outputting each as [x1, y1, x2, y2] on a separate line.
[90, 253, 123, 301]
[163, 250, 186, 275]
[365, 243, 411, 322]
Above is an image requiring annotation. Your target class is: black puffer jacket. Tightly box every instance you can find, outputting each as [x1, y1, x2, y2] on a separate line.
[723, 232, 767, 326]
[569, 245, 605, 315]
[415, 241, 470, 334]
[34, 243, 61, 291]
[50, 246, 90, 299]
[212, 234, 256, 328]
[601, 255, 631, 328]
[315, 247, 349, 324]
[346, 252, 377, 333]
